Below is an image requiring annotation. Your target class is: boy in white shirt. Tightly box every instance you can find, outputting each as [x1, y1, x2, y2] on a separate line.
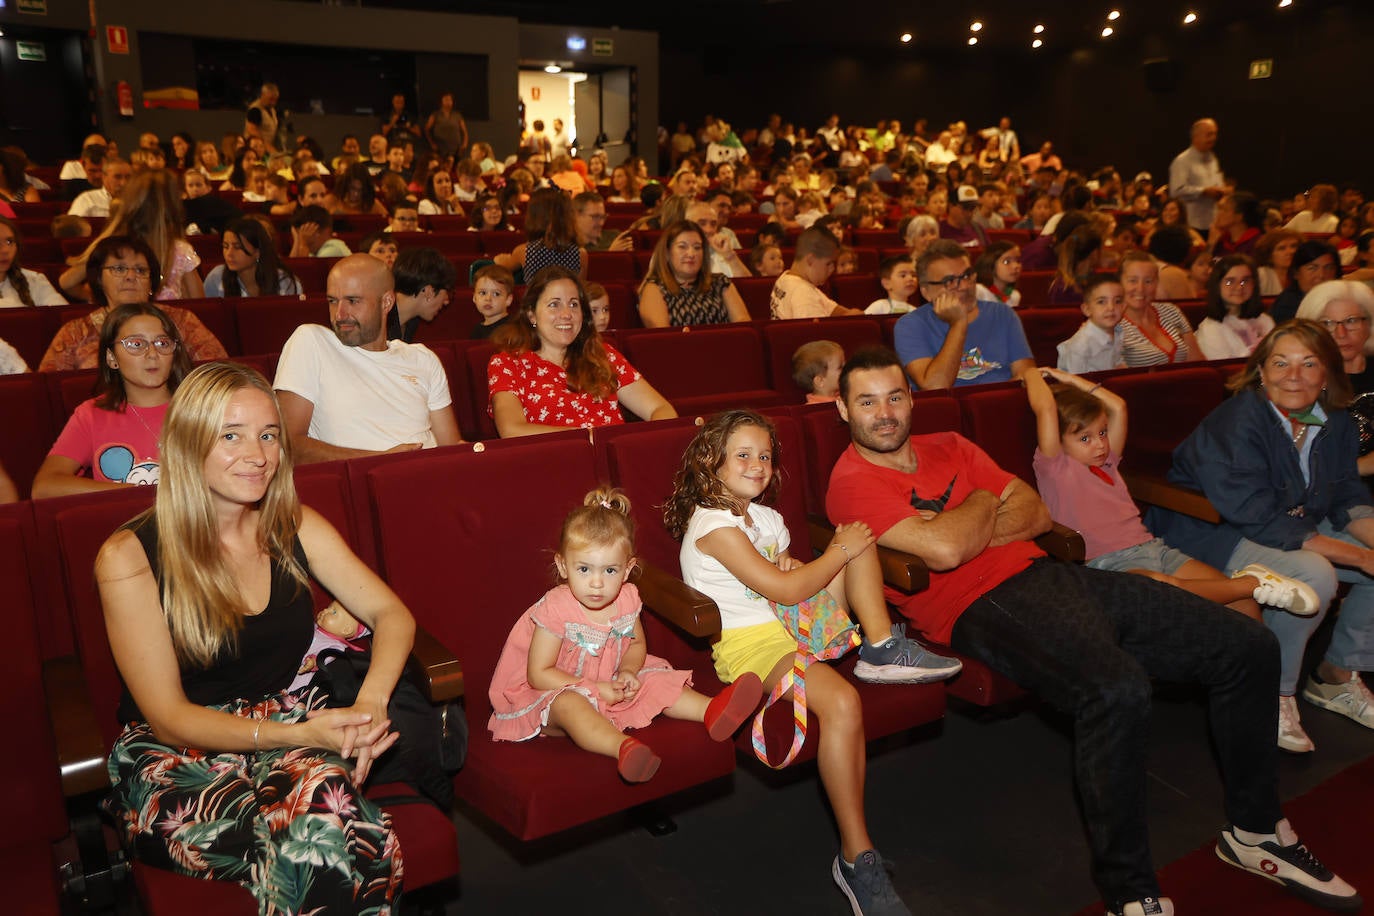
[865, 255, 919, 315]
[769, 227, 864, 319]
[1057, 274, 1127, 374]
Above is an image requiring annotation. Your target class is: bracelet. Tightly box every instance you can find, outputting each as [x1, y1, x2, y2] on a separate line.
[1087, 383, 1102, 395]
[252, 718, 263, 753]
[833, 542, 851, 563]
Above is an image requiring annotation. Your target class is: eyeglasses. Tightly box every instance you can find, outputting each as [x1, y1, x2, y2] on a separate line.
[1319, 316, 1370, 332]
[104, 264, 151, 279]
[921, 268, 976, 291]
[116, 336, 177, 355]
[1222, 276, 1252, 288]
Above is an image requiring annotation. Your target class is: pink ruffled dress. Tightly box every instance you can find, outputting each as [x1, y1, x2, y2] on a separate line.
[488, 583, 692, 741]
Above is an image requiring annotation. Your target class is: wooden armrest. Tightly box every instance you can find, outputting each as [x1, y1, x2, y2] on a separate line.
[43, 656, 110, 797]
[637, 561, 722, 638]
[408, 625, 463, 703]
[1123, 472, 1221, 523]
[809, 515, 929, 594]
[1035, 522, 1086, 563]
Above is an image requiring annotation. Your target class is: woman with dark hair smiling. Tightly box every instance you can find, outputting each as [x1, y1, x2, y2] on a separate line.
[33, 302, 192, 498]
[637, 220, 750, 328]
[1195, 255, 1274, 359]
[41, 236, 225, 371]
[488, 266, 675, 437]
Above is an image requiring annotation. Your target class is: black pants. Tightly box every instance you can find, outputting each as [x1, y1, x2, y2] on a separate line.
[949, 559, 1282, 909]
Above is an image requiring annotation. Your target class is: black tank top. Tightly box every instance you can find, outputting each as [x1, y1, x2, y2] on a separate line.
[117, 514, 315, 723]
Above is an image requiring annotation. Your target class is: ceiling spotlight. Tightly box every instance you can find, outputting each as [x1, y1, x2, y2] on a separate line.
[970, 21, 983, 32]
[1101, 26, 1114, 37]
[1107, 9, 1121, 20]
[1032, 38, 1043, 48]
[544, 65, 562, 73]
[900, 32, 912, 43]
[1033, 24, 1045, 33]
[1183, 11, 1197, 23]
[1278, 0, 1292, 6]
[968, 36, 979, 45]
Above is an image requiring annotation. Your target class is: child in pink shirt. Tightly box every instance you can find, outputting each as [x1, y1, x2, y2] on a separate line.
[1025, 367, 1317, 619]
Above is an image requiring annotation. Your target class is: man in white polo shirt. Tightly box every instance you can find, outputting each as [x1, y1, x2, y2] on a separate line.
[274, 254, 462, 463]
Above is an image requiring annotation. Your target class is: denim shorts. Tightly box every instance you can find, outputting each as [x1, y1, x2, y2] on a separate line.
[1087, 537, 1193, 576]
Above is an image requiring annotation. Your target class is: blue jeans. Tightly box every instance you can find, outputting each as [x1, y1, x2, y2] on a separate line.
[1223, 520, 1374, 694]
[950, 559, 1281, 911]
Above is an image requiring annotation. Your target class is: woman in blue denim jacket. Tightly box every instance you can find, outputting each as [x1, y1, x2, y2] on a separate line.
[1152, 319, 1374, 754]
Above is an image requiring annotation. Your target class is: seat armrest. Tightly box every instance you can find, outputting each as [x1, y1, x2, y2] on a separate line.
[1035, 523, 1086, 563]
[638, 561, 722, 638]
[408, 624, 464, 703]
[43, 656, 111, 797]
[1123, 472, 1221, 523]
[809, 515, 929, 594]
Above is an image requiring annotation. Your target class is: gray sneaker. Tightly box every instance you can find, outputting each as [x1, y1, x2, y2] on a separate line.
[854, 624, 962, 685]
[832, 849, 911, 916]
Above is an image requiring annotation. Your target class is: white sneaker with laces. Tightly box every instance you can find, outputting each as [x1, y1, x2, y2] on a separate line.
[1235, 563, 1321, 616]
[1278, 694, 1314, 753]
[1216, 819, 1361, 912]
[1302, 672, 1374, 729]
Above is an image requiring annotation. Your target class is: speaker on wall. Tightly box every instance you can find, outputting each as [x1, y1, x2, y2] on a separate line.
[1143, 57, 1178, 93]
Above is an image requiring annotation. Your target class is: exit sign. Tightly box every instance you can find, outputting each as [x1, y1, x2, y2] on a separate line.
[1249, 59, 1274, 80]
[592, 38, 614, 56]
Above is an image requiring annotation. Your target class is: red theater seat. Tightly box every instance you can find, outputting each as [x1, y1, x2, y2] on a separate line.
[619, 325, 785, 415]
[233, 296, 328, 357]
[761, 318, 884, 403]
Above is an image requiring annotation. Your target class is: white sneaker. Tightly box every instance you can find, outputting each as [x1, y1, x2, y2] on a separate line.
[1235, 563, 1321, 616]
[1110, 896, 1175, 916]
[1302, 672, 1374, 729]
[1216, 821, 1361, 912]
[1278, 694, 1314, 753]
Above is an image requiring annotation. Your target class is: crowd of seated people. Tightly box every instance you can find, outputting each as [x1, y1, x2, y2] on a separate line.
[5, 103, 1374, 915]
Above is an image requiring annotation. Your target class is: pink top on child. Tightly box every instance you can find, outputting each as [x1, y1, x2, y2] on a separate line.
[1032, 447, 1152, 561]
[49, 399, 167, 485]
[487, 583, 691, 741]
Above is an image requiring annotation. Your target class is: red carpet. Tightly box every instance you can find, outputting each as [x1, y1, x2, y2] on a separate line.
[1075, 754, 1374, 914]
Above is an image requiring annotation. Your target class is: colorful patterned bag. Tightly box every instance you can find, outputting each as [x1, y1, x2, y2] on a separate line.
[750, 588, 861, 768]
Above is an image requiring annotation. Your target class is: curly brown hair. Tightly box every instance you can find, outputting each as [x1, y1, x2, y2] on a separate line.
[664, 410, 782, 540]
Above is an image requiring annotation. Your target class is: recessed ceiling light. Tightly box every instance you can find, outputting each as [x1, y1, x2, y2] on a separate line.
[900, 32, 912, 43]
[970, 21, 983, 32]
[968, 36, 979, 45]
[1032, 38, 1043, 48]
[1033, 24, 1045, 33]
[544, 65, 562, 73]
[1183, 11, 1197, 23]
[1101, 26, 1114, 37]
[1107, 9, 1121, 20]
[1278, 0, 1293, 6]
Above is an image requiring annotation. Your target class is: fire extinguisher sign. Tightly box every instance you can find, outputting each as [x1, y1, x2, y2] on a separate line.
[107, 26, 130, 55]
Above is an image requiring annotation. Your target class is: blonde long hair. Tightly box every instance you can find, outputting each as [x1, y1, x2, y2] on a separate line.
[144, 362, 307, 668]
[72, 170, 187, 285]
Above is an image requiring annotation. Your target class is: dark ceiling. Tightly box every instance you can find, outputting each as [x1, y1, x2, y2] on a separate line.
[351, 0, 1334, 53]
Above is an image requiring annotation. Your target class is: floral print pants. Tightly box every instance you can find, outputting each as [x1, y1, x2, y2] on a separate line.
[104, 692, 402, 915]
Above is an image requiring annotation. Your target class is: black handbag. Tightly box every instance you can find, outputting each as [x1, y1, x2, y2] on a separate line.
[309, 647, 466, 810]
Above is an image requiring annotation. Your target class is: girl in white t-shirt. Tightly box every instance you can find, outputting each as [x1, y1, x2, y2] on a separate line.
[665, 410, 958, 912]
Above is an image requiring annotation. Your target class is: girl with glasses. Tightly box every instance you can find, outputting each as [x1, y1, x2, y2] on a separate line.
[1196, 255, 1274, 359]
[33, 301, 192, 498]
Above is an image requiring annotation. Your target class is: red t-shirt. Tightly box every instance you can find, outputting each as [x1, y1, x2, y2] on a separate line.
[825, 431, 1043, 644]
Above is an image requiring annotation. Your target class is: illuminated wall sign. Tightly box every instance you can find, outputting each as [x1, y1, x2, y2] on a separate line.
[567, 36, 586, 51]
[1249, 59, 1273, 79]
[17, 40, 46, 60]
[592, 37, 613, 56]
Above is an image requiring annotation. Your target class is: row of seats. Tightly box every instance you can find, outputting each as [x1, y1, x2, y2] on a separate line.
[0, 306, 1219, 498]
[6, 358, 1234, 910]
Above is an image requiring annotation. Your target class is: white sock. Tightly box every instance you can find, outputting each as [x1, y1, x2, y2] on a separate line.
[1233, 827, 1278, 846]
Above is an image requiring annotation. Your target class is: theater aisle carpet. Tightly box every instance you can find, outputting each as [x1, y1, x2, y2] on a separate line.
[1075, 753, 1374, 915]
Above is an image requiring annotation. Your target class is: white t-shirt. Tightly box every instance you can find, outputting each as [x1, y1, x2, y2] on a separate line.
[1285, 211, 1339, 235]
[273, 324, 451, 452]
[679, 504, 790, 630]
[865, 298, 916, 315]
[69, 188, 112, 218]
[770, 272, 840, 320]
[0, 269, 68, 307]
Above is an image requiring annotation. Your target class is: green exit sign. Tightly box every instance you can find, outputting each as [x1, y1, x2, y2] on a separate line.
[1249, 59, 1274, 80]
[17, 41, 47, 61]
[592, 38, 614, 56]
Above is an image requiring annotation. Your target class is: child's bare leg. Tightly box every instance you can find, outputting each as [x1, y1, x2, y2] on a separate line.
[544, 691, 625, 759]
[803, 662, 874, 861]
[664, 688, 710, 721]
[1129, 561, 1262, 620]
[831, 541, 893, 645]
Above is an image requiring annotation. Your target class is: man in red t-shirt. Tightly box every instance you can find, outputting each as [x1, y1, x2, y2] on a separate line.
[824, 348, 1359, 916]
